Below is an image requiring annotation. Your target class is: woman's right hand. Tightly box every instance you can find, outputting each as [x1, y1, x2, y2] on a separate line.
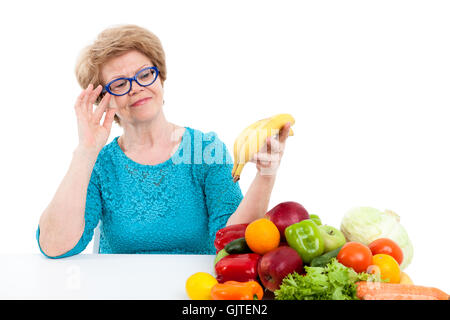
[74, 83, 116, 153]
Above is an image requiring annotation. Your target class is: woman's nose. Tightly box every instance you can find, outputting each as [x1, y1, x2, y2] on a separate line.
[128, 80, 144, 95]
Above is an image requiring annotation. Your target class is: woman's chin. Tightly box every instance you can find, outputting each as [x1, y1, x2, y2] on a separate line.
[129, 108, 160, 122]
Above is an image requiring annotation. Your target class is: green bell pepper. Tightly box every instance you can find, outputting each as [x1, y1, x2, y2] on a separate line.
[309, 214, 322, 226]
[285, 219, 324, 264]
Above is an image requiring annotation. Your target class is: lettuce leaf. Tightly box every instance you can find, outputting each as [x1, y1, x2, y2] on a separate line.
[274, 258, 381, 300]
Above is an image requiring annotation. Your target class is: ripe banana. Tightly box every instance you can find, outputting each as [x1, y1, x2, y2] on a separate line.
[232, 113, 295, 182]
[232, 117, 271, 176]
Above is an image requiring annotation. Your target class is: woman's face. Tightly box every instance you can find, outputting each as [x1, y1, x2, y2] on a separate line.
[100, 50, 164, 125]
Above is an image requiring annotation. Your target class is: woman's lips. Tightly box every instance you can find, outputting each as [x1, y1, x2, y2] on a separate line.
[131, 97, 152, 107]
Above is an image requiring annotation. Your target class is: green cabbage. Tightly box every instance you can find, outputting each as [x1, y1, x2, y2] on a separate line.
[340, 207, 413, 270]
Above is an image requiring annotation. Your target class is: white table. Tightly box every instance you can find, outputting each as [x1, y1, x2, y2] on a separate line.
[0, 254, 216, 299]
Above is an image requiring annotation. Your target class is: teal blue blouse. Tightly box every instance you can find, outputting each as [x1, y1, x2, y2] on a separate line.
[36, 127, 244, 258]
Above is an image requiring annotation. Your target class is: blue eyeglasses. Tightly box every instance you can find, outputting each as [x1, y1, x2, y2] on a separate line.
[102, 66, 159, 96]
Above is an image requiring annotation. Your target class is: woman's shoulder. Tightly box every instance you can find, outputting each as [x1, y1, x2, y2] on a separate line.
[184, 126, 223, 146]
[90, 136, 120, 170]
[184, 126, 232, 166]
[98, 136, 119, 158]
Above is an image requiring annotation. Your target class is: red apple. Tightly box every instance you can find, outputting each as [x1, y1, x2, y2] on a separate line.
[257, 246, 304, 292]
[265, 201, 310, 241]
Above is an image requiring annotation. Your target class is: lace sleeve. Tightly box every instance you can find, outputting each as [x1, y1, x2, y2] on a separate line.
[203, 132, 244, 252]
[36, 166, 103, 259]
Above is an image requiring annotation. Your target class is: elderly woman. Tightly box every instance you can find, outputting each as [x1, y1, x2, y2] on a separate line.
[37, 24, 291, 258]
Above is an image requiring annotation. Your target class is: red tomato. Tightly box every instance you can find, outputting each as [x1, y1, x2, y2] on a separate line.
[337, 242, 373, 273]
[368, 238, 403, 266]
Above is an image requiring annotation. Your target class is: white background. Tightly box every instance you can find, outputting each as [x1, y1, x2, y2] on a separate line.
[1, 0, 449, 292]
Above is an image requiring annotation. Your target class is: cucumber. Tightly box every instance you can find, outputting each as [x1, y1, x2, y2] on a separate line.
[224, 237, 252, 254]
[214, 248, 229, 266]
[310, 245, 344, 267]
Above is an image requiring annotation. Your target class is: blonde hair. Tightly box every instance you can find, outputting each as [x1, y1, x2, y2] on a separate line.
[75, 24, 167, 126]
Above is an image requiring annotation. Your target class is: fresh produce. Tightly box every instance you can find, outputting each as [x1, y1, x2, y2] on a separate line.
[214, 249, 229, 266]
[244, 218, 280, 255]
[274, 258, 380, 300]
[285, 219, 324, 264]
[214, 253, 261, 283]
[185, 272, 218, 300]
[370, 254, 401, 284]
[257, 246, 304, 292]
[356, 281, 449, 300]
[340, 207, 413, 270]
[309, 214, 322, 225]
[337, 242, 373, 273]
[232, 113, 295, 182]
[310, 245, 344, 267]
[318, 225, 346, 253]
[210, 280, 264, 300]
[232, 117, 270, 179]
[400, 272, 413, 285]
[265, 201, 310, 241]
[204, 201, 446, 301]
[214, 223, 248, 253]
[368, 238, 403, 266]
[224, 237, 252, 254]
[232, 116, 270, 181]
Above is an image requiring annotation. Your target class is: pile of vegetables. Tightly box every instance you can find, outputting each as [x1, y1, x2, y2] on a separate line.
[185, 203, 449, 300]
[341, 207, 414, 270]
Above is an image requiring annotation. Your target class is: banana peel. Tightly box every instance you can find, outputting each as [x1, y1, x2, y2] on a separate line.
[232, 113, 295, 182]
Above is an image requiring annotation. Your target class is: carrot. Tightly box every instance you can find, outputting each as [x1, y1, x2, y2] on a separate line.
[356, 281, 449, 300]
[363, 293, 438, 300]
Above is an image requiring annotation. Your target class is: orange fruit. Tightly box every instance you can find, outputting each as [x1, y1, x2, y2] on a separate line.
[245, 218, 280, 255]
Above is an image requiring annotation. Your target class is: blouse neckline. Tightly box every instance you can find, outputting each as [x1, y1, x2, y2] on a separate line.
[113, 126, 189, 169]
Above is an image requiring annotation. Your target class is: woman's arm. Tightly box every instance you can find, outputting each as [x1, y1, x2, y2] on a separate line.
[226, 172, 277, 225]
[38, 146, 99, 257]
[38, 85, 115, 257]
[226, 122, 291, 225]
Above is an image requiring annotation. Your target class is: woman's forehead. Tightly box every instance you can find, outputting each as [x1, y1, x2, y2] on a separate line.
[101, 50, 152, 81]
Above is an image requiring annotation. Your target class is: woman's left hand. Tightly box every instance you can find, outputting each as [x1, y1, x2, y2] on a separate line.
[250, 122, 291, 178]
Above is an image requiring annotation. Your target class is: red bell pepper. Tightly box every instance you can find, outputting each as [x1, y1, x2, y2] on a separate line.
[214, 223, 248, 253]
[214, 253, 261, 283]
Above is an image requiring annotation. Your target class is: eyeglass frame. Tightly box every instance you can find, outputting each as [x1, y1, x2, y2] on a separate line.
[102, 66, 160, 96]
